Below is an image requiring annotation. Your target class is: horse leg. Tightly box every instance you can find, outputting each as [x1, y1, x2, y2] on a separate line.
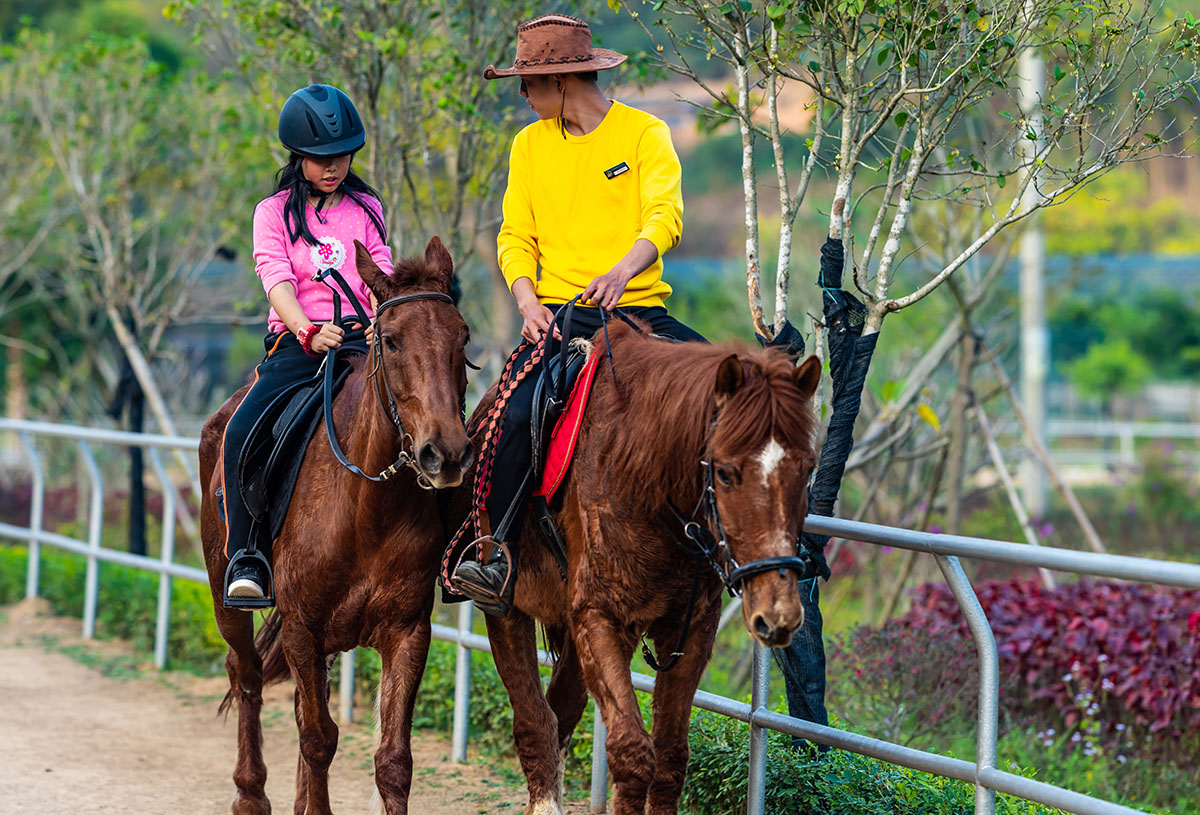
[572, 608, 652, 815]
[485, 610, 564, 815]
[214, 606, 271, 815]
[645, 603, 720, 815]
[282, 623, 338, 815]
[372, 621, 432, 815]
[292, 687, 310, 813]
[544, 630, 588, 787]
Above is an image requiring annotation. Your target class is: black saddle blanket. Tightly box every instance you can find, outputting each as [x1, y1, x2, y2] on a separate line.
[236, 349, 359, 547]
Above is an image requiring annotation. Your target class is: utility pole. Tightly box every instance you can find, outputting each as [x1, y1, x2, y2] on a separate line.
[1018, 10, 1048, 518]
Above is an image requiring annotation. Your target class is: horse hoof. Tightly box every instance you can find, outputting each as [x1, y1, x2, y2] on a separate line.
[231, 793, 271, 815]
[524, 800, 562, 815]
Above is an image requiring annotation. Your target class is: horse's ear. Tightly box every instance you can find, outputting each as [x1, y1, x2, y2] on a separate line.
[714, 354, 744, 404]
[355, 240, 392, 301]
[793, 354, 822, 398]
[424, 235, 454, 290]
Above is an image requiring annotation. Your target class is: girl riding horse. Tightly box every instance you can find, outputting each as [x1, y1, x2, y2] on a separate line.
[220, 84, 391, 604]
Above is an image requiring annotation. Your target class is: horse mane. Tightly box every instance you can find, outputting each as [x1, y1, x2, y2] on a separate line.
[386, 255, 451, 294]
[596, 320, 817, 512]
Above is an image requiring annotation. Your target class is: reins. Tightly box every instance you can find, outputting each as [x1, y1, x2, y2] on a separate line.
[314, 266, 455, 486]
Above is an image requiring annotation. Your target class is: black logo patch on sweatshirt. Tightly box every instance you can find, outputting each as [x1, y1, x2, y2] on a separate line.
[603, 161, 630, 180]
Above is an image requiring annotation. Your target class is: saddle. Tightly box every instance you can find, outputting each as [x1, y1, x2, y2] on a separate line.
[525, 301, 609, 574]
[237, 349, 358, 543]
[220, 319, 366, 609]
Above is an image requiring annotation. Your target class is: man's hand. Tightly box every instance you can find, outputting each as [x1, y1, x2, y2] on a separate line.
[519, 298, 560, 343]
[582, 266, 634, 311]
[512, 278, 560, 343]
[310, 323, 345, 353]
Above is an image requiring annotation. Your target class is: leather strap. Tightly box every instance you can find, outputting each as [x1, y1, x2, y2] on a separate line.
[309, 273, 456, 485]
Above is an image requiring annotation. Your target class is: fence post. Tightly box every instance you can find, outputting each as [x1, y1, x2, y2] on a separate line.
[19, 433, 44, 599]
[746, 641, 770, 815]
[1118, 423, 1136, 467]
[590, 704, 608, 813]
[149, 449, 175, 669]
[935, 554, 998, 815]
[79, 440, 103, 640]
[340, 650, 356, 724]
[452, 600, 474, 762]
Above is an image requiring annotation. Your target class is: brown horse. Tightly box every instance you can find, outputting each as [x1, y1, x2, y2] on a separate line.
[462, 321, 821, 815]
[198, 238, 472, 815]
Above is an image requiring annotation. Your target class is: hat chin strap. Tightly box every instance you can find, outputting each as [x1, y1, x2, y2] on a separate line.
[559, 83, 567, 139]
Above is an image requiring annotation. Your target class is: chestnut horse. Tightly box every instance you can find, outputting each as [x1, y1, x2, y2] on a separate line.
[463, 321, 821, 815]
[198, 238, 472, 815]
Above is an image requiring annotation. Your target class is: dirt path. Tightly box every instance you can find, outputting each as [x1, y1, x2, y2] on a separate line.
[0, 599, 589, 815]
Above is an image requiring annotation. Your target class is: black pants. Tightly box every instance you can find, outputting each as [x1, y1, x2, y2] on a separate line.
[485, 305, 706, 544]
[220, 332, 324, 560]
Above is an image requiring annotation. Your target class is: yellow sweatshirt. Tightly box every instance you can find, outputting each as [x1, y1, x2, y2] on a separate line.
[496, 101, 683, 308]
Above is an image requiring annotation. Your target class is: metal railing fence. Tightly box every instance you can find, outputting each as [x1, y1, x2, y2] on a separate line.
[4, 417, 1200, 815]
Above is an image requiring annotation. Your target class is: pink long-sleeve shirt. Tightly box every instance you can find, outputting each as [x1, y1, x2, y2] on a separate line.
[252, 190, 394, 333]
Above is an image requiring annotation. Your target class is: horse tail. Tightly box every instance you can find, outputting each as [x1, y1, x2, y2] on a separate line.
[541, 623, 567, 663]
[217, 612, 290, 716]
[255, 612, 292, 687]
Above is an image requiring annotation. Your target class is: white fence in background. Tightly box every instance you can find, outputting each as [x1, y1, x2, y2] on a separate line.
[3, 417, 1200, 815]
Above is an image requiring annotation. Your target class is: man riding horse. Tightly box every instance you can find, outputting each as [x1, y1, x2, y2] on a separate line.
[451, 14, 706, 616]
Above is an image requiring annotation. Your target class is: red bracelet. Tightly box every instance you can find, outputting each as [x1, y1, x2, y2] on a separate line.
[296, 324, 320, 356]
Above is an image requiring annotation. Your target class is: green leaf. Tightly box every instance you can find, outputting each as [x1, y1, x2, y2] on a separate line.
[881, 380, 897, 403]
[808, 59, 821, 73]
[876, 47, 889, 65]
[767, 4, 786, 22]
[894, 110, 908, 128]
[607, 0, 622, 11]
[1053, 64, 1065, 82]
[997, 173, 1007, 188]
[1000, 110, 1015, 121]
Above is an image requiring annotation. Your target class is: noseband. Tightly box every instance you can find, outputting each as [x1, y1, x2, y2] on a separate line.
[672, 456, 812, 595]
[315, 266, 456, 487]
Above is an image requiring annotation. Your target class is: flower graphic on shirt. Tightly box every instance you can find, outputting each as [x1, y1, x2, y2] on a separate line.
[309, 236, 347, 272]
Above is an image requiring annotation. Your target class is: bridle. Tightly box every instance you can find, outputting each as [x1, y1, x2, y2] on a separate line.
[647, 404, 812, 672]
[315, 267, 457, 488]
[666, 417, 812, 595]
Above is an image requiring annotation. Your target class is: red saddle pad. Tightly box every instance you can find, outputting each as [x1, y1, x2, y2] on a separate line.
[534, 349, 603, 502]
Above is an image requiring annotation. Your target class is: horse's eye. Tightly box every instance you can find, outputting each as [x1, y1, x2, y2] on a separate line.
[716, 467, 734, 486]
[384, 337, 398, 351]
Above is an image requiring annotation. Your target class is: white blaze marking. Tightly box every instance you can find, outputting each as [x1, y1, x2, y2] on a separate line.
[756, 438, 786, 487]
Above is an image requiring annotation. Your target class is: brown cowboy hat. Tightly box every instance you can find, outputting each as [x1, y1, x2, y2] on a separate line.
[483, 14, 627, 80]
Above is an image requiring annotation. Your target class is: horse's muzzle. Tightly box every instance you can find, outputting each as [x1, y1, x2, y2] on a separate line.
[418, 436, 474, 488]
[742, 569, 805, 648]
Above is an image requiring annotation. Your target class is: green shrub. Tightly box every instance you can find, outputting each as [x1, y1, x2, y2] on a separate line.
[682, 712, 1067, 815]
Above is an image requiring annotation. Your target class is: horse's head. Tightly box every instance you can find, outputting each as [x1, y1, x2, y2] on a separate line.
[355, 237, 473, 489]
[705, 351, 822, 648]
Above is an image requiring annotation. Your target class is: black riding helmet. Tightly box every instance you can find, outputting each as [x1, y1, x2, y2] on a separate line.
[278, 84, 365, 157]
